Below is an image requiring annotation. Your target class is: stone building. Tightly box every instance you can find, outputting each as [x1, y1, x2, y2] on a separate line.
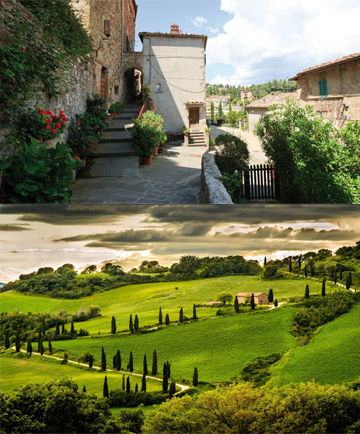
[236, 292, 269, 305]
[240, 89, 253, 101]
[139, 24, 208, 134]
[71, 0, 139, 106]
[291, 52, 360, 128]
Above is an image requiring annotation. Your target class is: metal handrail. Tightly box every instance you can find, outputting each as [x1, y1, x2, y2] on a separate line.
[138, 97, 149, 119]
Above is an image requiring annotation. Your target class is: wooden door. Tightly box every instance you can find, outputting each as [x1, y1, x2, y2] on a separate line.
[189, 107, 199, 128]
[101, 68, 106, 99]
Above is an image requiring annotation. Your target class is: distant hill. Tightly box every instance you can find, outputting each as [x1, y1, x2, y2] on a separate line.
[0, 283, 4, 288]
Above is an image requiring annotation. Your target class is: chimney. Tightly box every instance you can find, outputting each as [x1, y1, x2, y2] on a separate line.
[171, 23, 179, 34]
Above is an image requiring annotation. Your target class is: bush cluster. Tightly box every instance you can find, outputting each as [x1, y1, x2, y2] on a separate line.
[132, 110, 167, 157]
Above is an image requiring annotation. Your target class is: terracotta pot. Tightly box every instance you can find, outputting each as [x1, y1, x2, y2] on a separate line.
[184, 133, 188, 136]
[111, 113, 115, 117]
[153, 146, 159, 156]
[142, 155, 152, 165]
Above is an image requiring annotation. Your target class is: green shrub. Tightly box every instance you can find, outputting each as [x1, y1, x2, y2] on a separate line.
[215, 134, 249, 173]
[131, 110, 167, 157]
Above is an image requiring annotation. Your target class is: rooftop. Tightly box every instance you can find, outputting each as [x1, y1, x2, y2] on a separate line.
[236, 292, 267, 297]
[139, 31, 208, 50]
[291, 52, 360, 80]
[246, 92, 298, 109]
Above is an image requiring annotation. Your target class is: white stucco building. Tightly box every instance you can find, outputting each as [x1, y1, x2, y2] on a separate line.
[139, 24, 207, 135]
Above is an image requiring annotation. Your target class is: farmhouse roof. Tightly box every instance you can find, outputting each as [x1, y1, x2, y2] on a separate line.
[290, 52, 360, 80]
[139, 31, 208, 50]
[246, 92, 297, 109]
[236, 292, 267, 297]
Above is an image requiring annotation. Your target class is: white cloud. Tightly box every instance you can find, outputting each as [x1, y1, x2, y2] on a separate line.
[207, 0, 360, 85]
[192, 16, 208, 27]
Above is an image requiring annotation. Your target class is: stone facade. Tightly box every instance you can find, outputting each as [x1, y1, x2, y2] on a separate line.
[236, 292, 269, 305]
[292, 54, 360, 128]
[139, 27, 207, 133]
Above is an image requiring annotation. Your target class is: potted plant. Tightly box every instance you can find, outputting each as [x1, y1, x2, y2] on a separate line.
[108, 105, 117, 117]
[19, 108, 69, 142]
[182, 127, 190, 136]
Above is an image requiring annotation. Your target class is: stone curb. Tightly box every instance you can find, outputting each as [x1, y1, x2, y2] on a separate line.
[200, 152, 233, 204]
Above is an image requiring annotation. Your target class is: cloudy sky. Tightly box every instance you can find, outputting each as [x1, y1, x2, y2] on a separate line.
[135, 0, 360, 85]
[0, 205, 359, 283]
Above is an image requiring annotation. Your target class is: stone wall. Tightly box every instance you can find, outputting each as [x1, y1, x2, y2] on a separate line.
[200, 152, 233, 204]
[296, 59, 360, 127]
[123, 0, 137, 52]
[0, 0, 92, 158]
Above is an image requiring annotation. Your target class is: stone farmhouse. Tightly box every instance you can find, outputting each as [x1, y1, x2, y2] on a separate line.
[291, 52, 360, 128]
[236, 292, 269, 305]
[139, 24, 208, 135]
[240, 89, 253, 101]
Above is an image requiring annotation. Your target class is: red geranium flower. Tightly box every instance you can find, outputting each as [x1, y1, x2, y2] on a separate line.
[56, 123, 62, 129]
[52, 129, 58, 134]
[45, 119, 52, 125]
[46, 126, 52, 130]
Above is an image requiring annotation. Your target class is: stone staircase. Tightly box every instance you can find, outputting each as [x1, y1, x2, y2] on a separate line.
[188, 130, 206, 146]
[81, 102, 139, 178]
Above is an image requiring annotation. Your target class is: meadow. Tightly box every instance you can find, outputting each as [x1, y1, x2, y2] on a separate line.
[0, 275, 328, 334]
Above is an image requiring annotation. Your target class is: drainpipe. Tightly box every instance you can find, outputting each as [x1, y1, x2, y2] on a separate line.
[143, 36, 151, 85]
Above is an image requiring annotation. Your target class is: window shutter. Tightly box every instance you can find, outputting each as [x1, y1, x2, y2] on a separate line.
[319, 79, 328, 97]
[104, 20, 111, 36]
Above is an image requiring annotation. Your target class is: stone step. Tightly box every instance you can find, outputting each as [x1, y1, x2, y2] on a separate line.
[189, 138, 206, 143]
[100, 130, 132, 141]
[82, 156, 139, 178]
[96, 141, 135, 157]
[114, 115, 136, 120]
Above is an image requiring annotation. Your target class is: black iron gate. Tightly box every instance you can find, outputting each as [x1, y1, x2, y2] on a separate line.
[242, 164, 280, 201]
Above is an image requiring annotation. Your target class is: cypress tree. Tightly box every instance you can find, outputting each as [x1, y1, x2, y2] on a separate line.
[27, 338, 32, 354]
[111, 316, 116, 334]
[83, 385, 86, 393]
[305, 284, 310, 299]
[129, 351, 134, 372]
[101, 346, 107, 371]
[162, 363, 169, 392]
[310, 262, 315, 277]
[126, 376, 131, 393]
[39, 337, 44, 356]
[37, 331, 42, 353]
[5, 333, 10, 350]
[62, 321, 65, 334]
[349, 272, 352, 287]
[113, 355, 116, 369]
[193, 367, 199, 387]
[143, 354, 148, 376]
[134, 315, 139, 332]
[122, 374, 125, 391]
[179, 307, 184, 323]
[193, 304, 197, 320]
[141, 373, 146, 393]
[71, 321, 75, 335]
[334, 271, 337, 285]
[234, 296, 239, 313]
[274, 299, 278, 307]
[339, 265, 342, 281]
[298, 255, 301, 269]
[268, 289, 273, 303]
[166, 361, 171, 378]
[41, 317, 46, 335]
[210, 101, 215, 123]
[346, 275, 350, 290]
[304, 264, 308, 278]
[165, 313, 170, 325]
[15, 331, 20, 352]
[159, 307, 163, 325]
[135, 383, 138, 394]
[169, 381, 176, 397]
[264, 256, 267, 267]
[218, 100, 223, 119]
[250, 293, 255, 310]
[48, 336, 52, 355]
[288, 257, 292, 273]
[129, 314, 134, 334]
[152, 349, 158, 375]
[322, 278, 326, 297]
[89, 353, 93, 368]
[55, 318, 60, 336]
[103, 376, 109, 398]
[116, 349, 121, 371]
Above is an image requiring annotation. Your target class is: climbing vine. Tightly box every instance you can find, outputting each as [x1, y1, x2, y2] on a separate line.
[0, 0, 93, 126]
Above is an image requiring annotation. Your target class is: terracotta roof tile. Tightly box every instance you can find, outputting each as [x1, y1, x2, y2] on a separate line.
[236, 292, 267, 296]
[246, 92, 298, 109]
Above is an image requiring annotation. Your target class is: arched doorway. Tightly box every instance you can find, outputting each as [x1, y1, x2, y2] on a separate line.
[123, 68, 143, 103]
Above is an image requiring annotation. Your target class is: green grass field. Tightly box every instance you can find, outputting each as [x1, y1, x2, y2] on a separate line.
[270, 305, 360, 387]
[0, 275, 327, 335]
[53, 307, 298, 382]
[0, 353, 162, 397]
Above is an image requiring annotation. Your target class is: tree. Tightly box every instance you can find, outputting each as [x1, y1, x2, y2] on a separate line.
[193, 304, 197, 320]
[216, 292, 233, 305]
[193, 367, 199, 387]
[162, 363, 169, 393]
[37, 331, 42, 353]
[69, 321, 74, 335]
[41, 317, 46, 335]
[310, 262, 315, 277]
[298, 255, 302, 269]
[322, 278, 326, 297]
[5, 333, 10, 349]
[81, 265, 97, 274]
[83, 385, 86, 393]
[89, 353, 93, 368]
[179, 307, 184, 323]
[346, 275, 350, 290]
[334, 271, 338, 285]
[103, 376, 109, 398]
[152, 350, 158, 375]
[218, 100, 224, 120]
[268, 289, 274, 303]
[126, 376, 131, 393]
[135, 383, 138, 394]
[165, 314, 170, 326]
[169, 381, 176, 397]
[129, 314, 134, 334]
[349, 272, 352, 287]
[116, 349, 121, 371]
[339, 265, 343, 281]
[129, 351, 134, 372]
[134, 315, 139, 332]
[305, 284, 310, 299]
[274, 299, 278, 307]
[39, 337, 44, 356]
[234, 296, 239, 313]
[250, 293, 255, 310]
[143, 354, 148, 376]
[159, 307, 163, 325]
[27, 338, 32, 354]
[304, 264, 308, 278]
[101, 346, 106, 371]
[210, 101, 215, 123]
[15, 331, 20, 352]
[141, 373, 147, 393]
[264, 256, 267, 267]
[122, 374, 125, 391]
[289, 257, 292, 273]
[55, 318, 60, 336]
[111, 316, 116, 334]
[166, 361, 171, 378]
[61, 320, 65, 334]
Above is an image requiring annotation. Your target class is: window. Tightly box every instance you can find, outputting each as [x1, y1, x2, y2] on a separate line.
[114, 86, 119, 95]
[104, 20, 110, 37]
[319, 79, 328, 97]
[156, 83, 161, 93]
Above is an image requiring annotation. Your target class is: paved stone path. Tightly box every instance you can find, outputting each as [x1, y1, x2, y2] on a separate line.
[70, 102, 206, 204]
